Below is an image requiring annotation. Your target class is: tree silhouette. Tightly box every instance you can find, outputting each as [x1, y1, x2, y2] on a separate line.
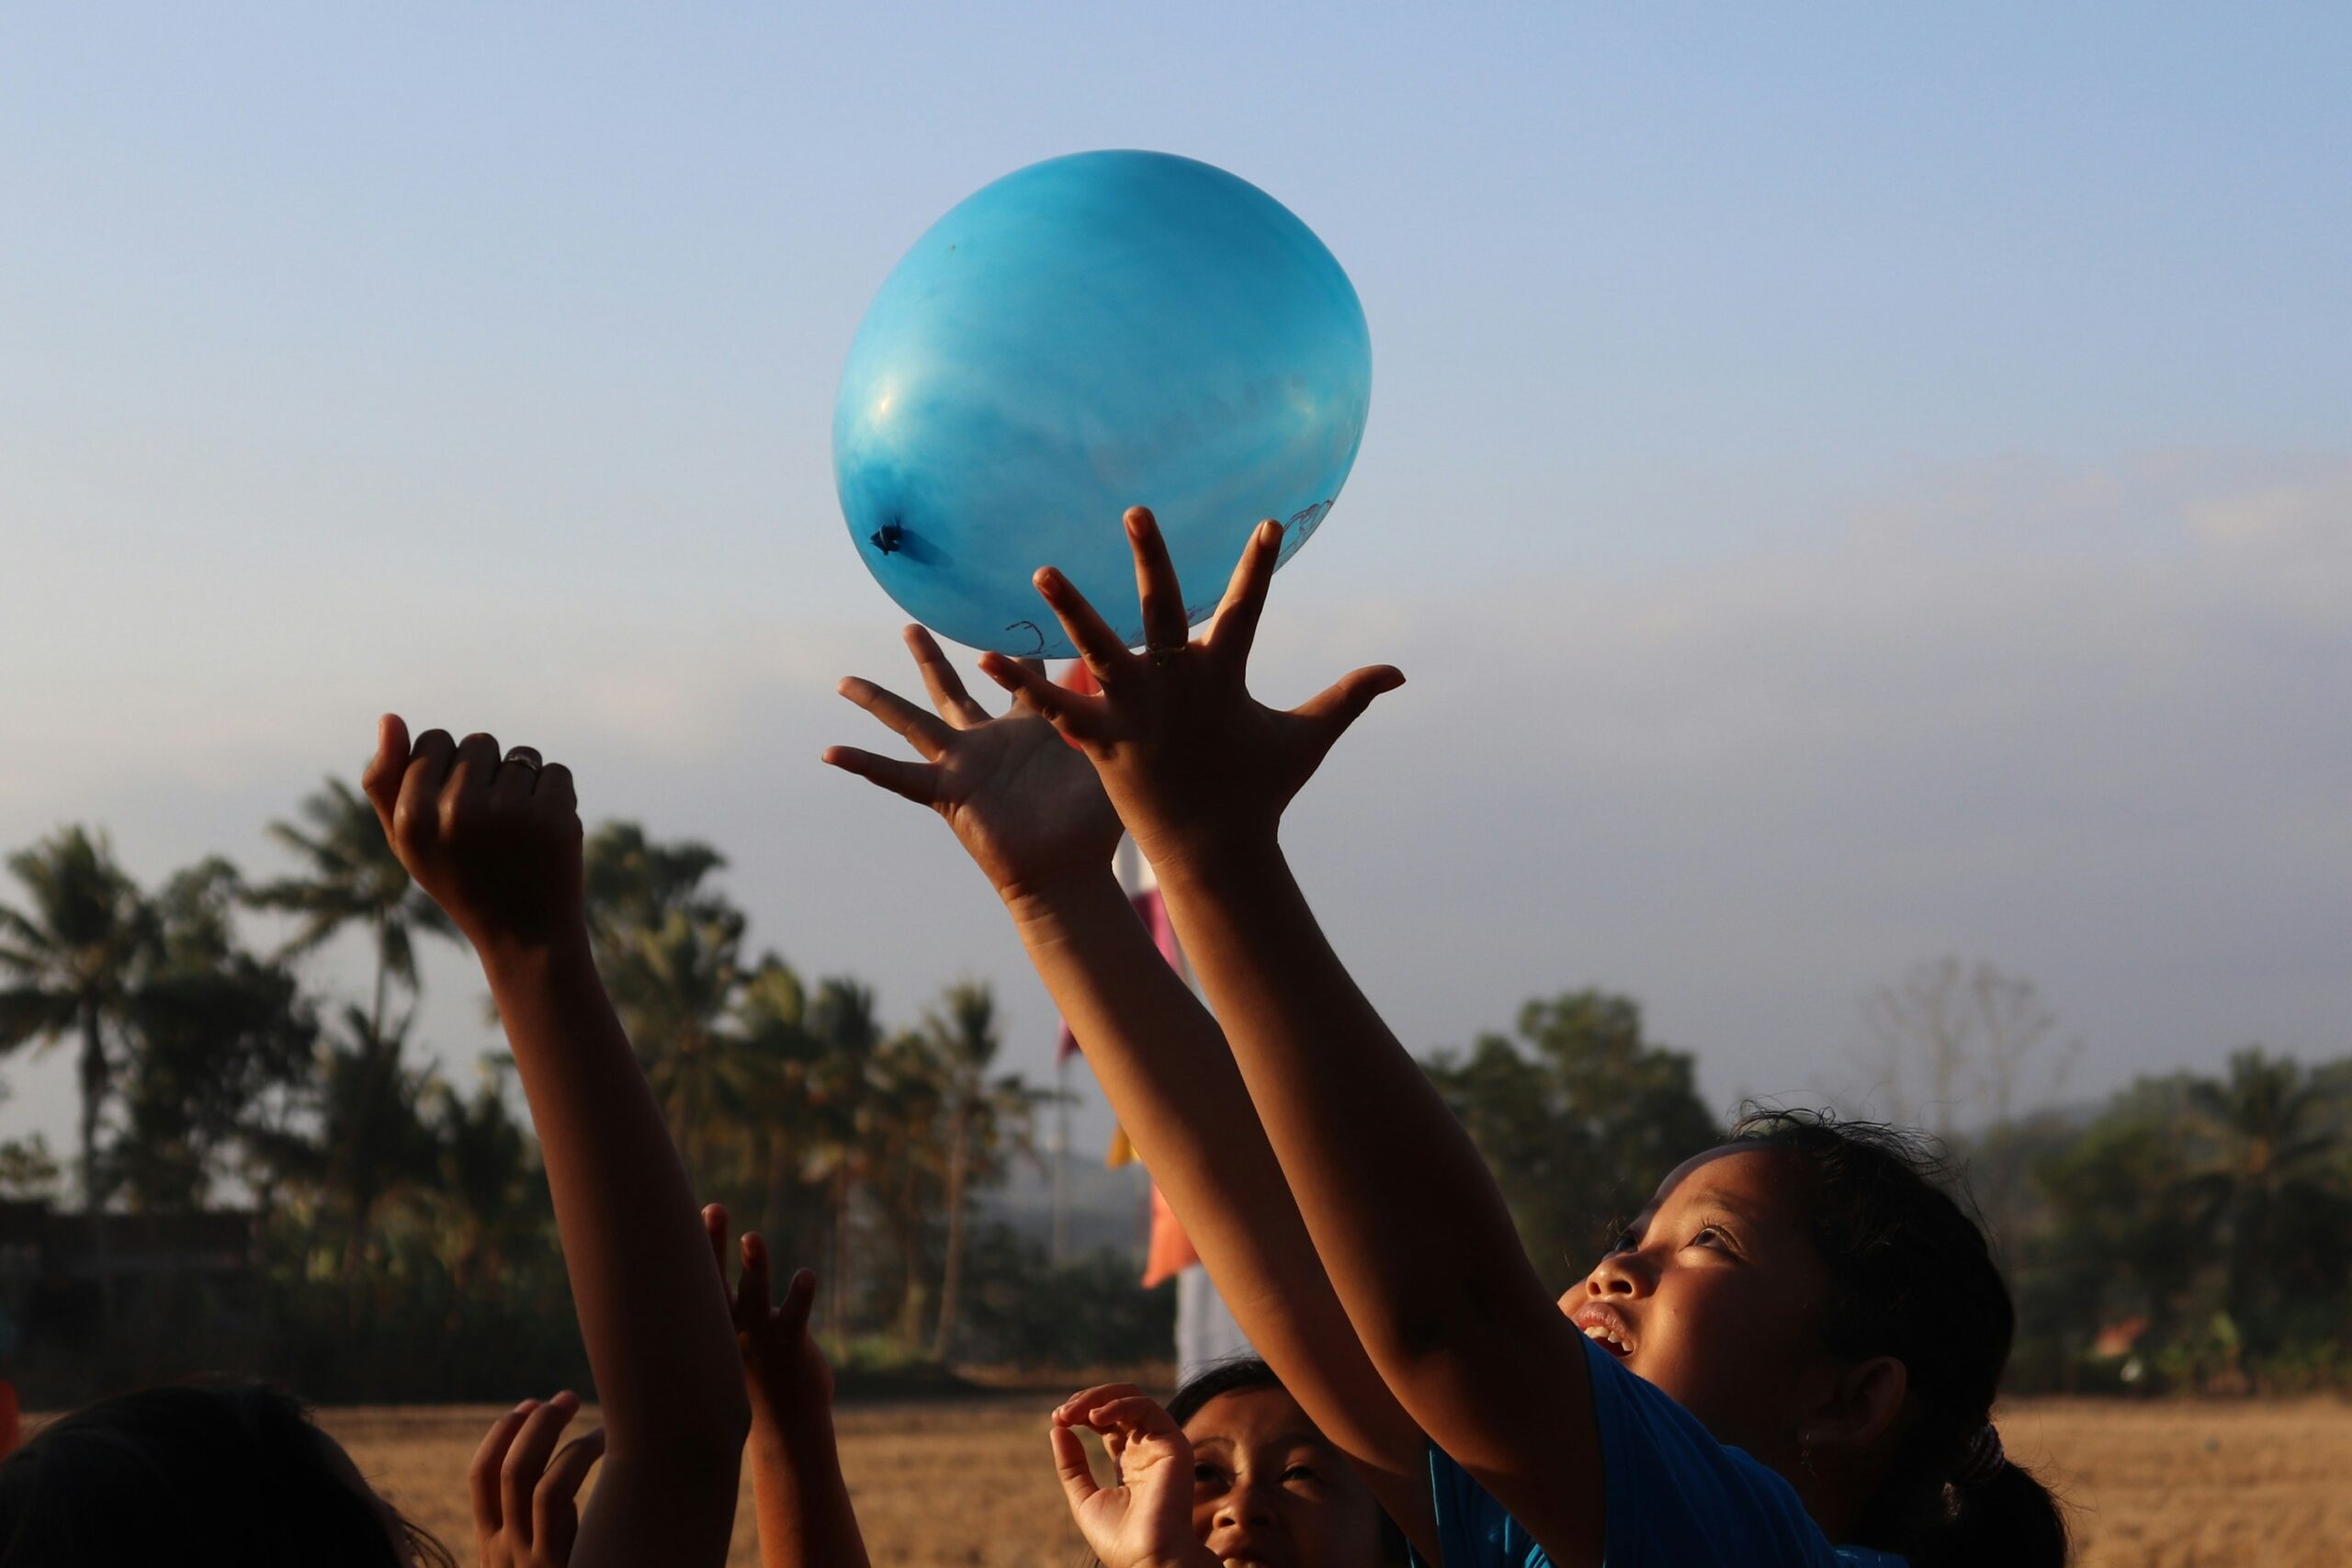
[248, 778, 455, 1037]
[0, 828, 158, 1235]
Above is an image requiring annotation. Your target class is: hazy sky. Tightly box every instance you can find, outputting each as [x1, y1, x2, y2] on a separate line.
[4, 6, 2347, 1161]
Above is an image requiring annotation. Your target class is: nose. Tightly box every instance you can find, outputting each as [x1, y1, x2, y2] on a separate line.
[1215, 1474, 1279, 1531]
[1584, 1248, 1656, 1299]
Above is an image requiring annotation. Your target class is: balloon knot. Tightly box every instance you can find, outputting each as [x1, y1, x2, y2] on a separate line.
[871, 523, 905, 555]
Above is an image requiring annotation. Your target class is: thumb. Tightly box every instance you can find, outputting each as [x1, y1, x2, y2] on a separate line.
[1050, 1424, 1102, 1514]
[361, 713, 412, 825]
[1294, 664, 1405, 743]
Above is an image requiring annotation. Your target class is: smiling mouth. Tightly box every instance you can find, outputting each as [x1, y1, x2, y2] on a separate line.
[1573, 1306, 1636, 1358]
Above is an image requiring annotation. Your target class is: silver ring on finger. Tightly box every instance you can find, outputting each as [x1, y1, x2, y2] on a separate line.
[503, 745, 543, 773]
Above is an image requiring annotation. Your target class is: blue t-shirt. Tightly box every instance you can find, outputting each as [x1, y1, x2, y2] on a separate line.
[1417, 1337, 1905, 1568]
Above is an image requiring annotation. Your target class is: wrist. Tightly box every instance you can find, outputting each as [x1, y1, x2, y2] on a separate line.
[475, 924, 597, 990]
[1139, 829, 1284, 897]
[750, 1403, 840, 1461]
[999, 866, 1129, 930]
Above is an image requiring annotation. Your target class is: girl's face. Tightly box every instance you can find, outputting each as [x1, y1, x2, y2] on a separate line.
[1183, 1386, 1388, 1568]
[1559, 1145, 1838, 1472]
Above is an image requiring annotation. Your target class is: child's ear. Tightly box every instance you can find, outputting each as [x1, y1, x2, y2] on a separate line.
[1804, 1354, 1910, 1461]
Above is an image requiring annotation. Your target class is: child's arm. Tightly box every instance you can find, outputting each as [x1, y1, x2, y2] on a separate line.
[704, 1206, 872, 1568]
[979, 515, 1608, 1566]
[363, 718, 750, 1568]
[824, 630, 1435, 1552]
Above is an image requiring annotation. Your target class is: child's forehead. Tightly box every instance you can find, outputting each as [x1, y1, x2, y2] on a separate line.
[1640, 1145, 1807, 1226]
[1183, 1386, 1319, 1447]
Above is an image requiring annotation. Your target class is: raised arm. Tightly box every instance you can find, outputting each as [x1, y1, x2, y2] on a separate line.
[823, 628, 1434, 1553]
[362, 717, 749, 1568]
[703, 1206, 872, 1568]
[978, 513, 1608, 1567]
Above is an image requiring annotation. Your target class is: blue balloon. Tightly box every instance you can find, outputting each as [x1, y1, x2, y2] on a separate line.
[833, 151, 1372, 657]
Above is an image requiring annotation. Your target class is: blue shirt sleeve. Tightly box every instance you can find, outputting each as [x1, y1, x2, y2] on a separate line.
[1415, 1336, 1905, 1568]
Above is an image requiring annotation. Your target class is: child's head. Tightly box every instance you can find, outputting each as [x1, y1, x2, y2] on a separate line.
[1563, 1109, 2067, 1567]
[1164, 1359, 1406, 1568]
[0, 1381, 453, 1567]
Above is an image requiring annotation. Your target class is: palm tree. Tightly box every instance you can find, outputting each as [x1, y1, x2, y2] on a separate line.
[2180, 1048, 2345, 1333]
[733, 956, 825, 1252]
[296, 1007, 441, 1307]
[0, 828, 157, 1226]
[804, 976, 884, 1353]
[923, 982, 1044, 1363]
[247, 779, 454, 1037]
[867, 1029, 948, 1348]
[429, 1064, 538, 1309]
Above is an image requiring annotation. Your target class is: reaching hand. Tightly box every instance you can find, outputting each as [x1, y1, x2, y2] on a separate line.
[1050, 1383, 1219, 1568]
[704, 1203, 831, 1435]
[361, 715, 584, 959]
[823, 625, 1125, 903]
[972, 509, 1403, 872]
[470, 1393, 606, 1568]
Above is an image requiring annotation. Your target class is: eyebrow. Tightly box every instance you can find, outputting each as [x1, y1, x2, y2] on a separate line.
[1630, 1190, 1766, 1235]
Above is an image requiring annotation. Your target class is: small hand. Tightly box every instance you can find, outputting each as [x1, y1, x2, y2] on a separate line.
[974, 509, 1402, 871]
[704, 1202, 832, 1434]
[360, 715, 584, 958]
[823, 625, 1124, 902]
[470, 1393, 606, 1568]
[1049, 1382, 1219, 1568]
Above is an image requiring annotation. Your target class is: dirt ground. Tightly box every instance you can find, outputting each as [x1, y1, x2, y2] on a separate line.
[318, 1395, 2349, 1567]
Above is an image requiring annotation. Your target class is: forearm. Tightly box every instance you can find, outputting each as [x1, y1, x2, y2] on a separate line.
[749, 1414, 872, 1568]
[483, 936, 752, 1462]
[1151, 843, 1588, 1458]
[1006, 874, 1431, 1526]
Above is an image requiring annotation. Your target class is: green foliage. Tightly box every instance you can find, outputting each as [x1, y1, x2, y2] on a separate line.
[956, 1225, 1177, 1370]
[1425, 990, 1722, 1290]
[2005, 1048, 2352, 1391]
[21, 792, 2345, 1405]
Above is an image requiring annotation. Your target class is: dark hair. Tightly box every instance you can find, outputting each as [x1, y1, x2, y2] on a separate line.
[0, 1380, 455, 1567]
[1084, 1359, 1406, 1568]
[1727, 1108, 2069, 1568]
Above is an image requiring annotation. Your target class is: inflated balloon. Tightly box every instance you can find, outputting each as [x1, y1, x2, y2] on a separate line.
[833, 150, 1371, 657]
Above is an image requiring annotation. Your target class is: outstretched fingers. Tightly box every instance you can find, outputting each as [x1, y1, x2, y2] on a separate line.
[1204, 518, 1285, 667]
[837, 675, 956, 761]
[1125, 507, 1192, 654]
[904, 625, 994, 728]
[1294, 664, 1408, 749]
[735, 1232, 774, 1325]
[1033, 566, 1136, 684]
[776, 1265, 819, 1337]
[975, 653, 1113, 741]
[820, 745, 942, 807]
[702, 1203, 731, 1288]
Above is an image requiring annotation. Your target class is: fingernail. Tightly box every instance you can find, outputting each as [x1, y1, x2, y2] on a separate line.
[514, 1399, 537, 1414]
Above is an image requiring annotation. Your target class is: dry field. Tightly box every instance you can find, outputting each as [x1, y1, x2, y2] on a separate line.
[319, 1395, 2351, 1568]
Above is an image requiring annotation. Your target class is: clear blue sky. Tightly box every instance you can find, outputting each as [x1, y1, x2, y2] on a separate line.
[4, 6, 2348, 1160]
